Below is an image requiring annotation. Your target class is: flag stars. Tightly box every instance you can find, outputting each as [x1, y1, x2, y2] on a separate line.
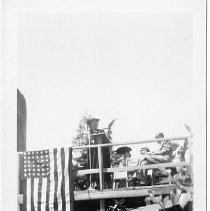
[23, 150, 50, 178]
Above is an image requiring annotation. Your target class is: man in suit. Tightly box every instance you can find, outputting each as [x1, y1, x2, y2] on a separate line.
[141, 133, 173, 164]
[137, 133, 173, 184]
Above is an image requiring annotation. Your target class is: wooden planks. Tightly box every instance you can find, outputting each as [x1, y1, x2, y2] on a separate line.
[74, 185, 176, 201]
[72, 137, 188, 150]
[77, 162, 190, 176]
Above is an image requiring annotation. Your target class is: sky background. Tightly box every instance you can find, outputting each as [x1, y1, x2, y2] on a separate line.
[17, 13, 192, 156]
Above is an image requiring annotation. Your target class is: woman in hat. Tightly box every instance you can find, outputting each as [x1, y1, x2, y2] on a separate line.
[116, 146, 132, 167]
[113, 146, 133, 188]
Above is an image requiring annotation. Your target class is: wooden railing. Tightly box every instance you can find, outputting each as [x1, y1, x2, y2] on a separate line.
[73, 136, 190, 176]
[72, 136, 191, 211]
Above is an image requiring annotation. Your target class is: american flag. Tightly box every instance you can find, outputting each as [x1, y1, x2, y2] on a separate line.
[21, 147, 74, 211]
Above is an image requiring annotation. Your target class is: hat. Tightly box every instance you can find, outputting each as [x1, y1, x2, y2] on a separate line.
[155, 132, 164, 139]
[140, 147, 150, 152]
[86, 118, 100, 126]
[116, 146, 132, 154]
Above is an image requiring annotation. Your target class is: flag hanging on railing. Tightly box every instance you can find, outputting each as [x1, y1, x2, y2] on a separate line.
[21, 147, 74, 211]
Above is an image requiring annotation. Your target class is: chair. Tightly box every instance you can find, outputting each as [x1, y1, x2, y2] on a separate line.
[113, 171, 129, 189]
[113, 158, 137, 189]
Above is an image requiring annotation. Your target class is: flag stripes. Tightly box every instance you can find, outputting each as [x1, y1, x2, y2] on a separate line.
[26, 178, 31, 211]
[57, 150, 62, 211]
[25, 147, 73, 211]
[46, 177, 50, 211]
[34, 178, 39, 211]
[31, 178, 34, 211]
[53, 149, 58, 210]
[38, 178, 42, 211]
[61, 148, 66, 211]
[49, 149, 55, 210]
[41, 178, 47, 211]
[65, 149, 70, 211]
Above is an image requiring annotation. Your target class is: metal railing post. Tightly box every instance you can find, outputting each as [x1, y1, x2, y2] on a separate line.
[98, 146, 105, 211]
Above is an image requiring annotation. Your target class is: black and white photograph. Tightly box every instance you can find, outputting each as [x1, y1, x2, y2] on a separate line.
[1, 0, 207, 211]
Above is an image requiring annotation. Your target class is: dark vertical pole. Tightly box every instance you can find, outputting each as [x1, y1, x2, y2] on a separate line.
[17, 89, 26, 152]
[68, 147, 75, 211]
[98, 146, 105, 211]
[88, 126, 92, 188]
[17, 89, 27, 211]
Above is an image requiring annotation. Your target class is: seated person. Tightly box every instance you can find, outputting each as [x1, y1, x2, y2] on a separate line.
[117, 146, 132, 167]
[113, 146, 132, 188]
[137, 132, 174, 184]
[137, 147, 150, 166]
[140, 147, 150, 154]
